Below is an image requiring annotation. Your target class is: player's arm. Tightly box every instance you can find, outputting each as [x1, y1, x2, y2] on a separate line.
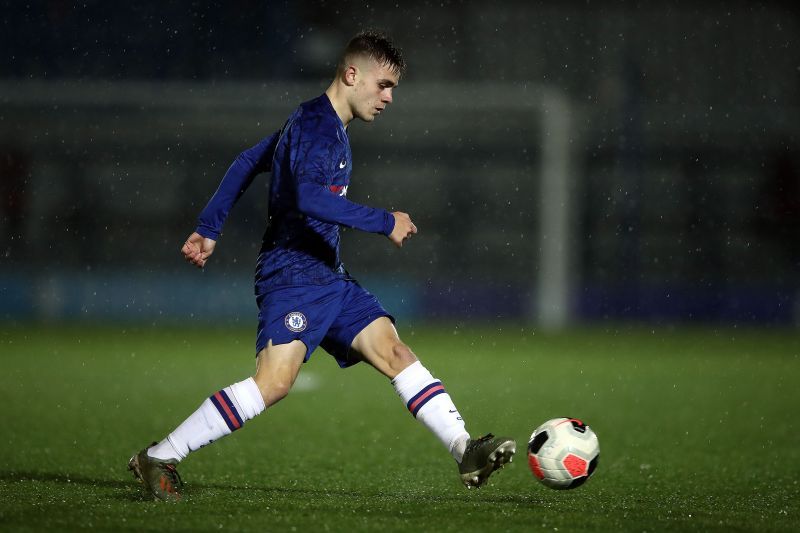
[182, 131, 279, 268]
[296, 184, 416, 247]
[291, 127, 416, 246]
[195, 132, 279, 240]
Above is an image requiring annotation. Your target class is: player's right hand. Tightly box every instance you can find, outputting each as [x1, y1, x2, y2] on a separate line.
[181, 232, 216, 268]
[389, 211, 418, 248]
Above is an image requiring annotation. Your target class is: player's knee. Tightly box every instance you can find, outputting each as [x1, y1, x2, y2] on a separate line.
[253, 375, 292, 407]
[388, 341, 418, 373]
[270, 381, 292, 402]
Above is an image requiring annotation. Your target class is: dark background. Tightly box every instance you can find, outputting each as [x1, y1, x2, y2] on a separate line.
[1, 0, 798, 325]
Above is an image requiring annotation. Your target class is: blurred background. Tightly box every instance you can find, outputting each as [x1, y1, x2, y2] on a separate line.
[1, 0, 798, 328]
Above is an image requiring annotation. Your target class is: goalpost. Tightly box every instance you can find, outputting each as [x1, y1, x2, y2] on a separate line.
[535, 88, 575, 329]
[391, 82, 576, 328]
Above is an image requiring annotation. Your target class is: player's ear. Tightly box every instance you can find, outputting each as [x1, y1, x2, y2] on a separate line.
[343, 65, 358, 87]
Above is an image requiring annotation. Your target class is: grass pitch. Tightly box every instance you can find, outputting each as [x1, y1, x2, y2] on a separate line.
[0, 323, 798, 531]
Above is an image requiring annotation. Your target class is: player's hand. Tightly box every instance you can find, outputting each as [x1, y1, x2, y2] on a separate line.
[388, 211, 418, 248]
[181, 232, 216, 268]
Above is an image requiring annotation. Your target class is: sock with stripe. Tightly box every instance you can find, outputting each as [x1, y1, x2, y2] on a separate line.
[147, 377, 265, 462]
[392, 361, 470, 462]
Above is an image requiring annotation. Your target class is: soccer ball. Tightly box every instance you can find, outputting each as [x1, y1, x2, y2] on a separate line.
[527, 417, 600, 489]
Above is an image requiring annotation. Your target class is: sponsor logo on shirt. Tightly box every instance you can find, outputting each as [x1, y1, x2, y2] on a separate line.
[329, 185, 349, 197]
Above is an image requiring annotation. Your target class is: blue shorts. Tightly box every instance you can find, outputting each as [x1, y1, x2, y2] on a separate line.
[255, 279, 393, 367]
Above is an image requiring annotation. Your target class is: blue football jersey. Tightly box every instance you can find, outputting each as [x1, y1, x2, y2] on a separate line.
[195, 94, 395, 289]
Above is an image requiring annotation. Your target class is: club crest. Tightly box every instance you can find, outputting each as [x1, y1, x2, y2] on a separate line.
[284, 311, 307, 332]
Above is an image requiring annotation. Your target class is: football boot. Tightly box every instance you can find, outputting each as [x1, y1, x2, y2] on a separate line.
[458, 433, 516, 489]
[128, 443, 183, 501]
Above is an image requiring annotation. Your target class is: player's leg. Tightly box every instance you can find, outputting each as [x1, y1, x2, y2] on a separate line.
[130, 278, 339, 501]
[348, 316, 417, 377]
[252, 339, 309, 406]
[349, 315, 515, 488]
[146, 340, 305, 461]
[350, 316, 470, 457]
[129, 340, 306, 501]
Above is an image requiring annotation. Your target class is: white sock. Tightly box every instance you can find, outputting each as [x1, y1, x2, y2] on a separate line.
[392, 361, 470, 462]
[148, 377, 265, 462]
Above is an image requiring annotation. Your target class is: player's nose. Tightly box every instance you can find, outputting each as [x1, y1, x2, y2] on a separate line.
[382, 88, 393, 104]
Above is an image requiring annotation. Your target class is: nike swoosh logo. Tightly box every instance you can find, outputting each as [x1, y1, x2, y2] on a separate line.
[448, 409, 458, 413]
[339, 161, 346, 168]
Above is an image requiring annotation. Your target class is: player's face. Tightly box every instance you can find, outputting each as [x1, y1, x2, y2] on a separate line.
[352, 60, 399, 122]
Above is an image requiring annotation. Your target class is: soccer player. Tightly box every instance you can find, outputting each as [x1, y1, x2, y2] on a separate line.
[128, 30, 516, 501]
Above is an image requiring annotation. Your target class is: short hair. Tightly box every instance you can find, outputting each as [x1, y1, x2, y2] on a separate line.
[338, 30, 406, 77]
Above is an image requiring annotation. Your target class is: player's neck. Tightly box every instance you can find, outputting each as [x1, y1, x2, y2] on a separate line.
[325, 84, 353, 128]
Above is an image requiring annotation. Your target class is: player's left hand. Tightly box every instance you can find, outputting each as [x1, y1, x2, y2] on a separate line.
[181, 232, 216, 268]
[389, 211, 418, 248]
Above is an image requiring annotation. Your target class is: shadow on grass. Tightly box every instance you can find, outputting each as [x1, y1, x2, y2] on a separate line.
[0, 470, 130, 490]
[0, 470, 541, 506]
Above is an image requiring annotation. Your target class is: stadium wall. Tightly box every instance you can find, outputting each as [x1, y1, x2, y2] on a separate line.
[1, 81, 798, 326]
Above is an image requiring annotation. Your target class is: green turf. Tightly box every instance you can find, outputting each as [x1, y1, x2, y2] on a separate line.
[0, 323, 798, 531]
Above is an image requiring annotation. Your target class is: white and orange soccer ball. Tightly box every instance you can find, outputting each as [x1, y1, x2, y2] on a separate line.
[527, 417, 600, 489]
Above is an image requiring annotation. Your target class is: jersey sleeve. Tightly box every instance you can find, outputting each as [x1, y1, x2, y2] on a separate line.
[296, 182, 395, 235]
[195, 132, 279, 240]
[289, 123, 395, 235]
